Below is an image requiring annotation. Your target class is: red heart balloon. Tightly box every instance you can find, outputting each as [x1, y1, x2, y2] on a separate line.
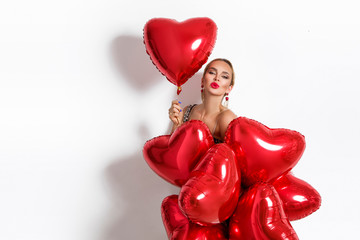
[225, 117, 306, 187]
[229, 183, 299, 240]
[272, 172, 321, 221]
[143, 17, 217, 94]
[179, 143, 241, 225]
[143, 120, 214, 186]
[162, 195, 228, 240]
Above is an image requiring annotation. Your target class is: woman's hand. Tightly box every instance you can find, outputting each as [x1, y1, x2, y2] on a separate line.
[169, 100, 183, 128]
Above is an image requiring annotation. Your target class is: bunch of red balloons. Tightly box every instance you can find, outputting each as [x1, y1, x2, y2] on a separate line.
[142, 18, 321, 239]
[143, 119, 321, 239]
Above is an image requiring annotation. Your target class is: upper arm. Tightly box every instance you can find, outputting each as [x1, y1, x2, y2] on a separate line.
[218, 110, 237, 139]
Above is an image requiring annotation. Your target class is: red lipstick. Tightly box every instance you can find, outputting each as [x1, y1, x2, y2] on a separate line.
[210, 82, 219, 89]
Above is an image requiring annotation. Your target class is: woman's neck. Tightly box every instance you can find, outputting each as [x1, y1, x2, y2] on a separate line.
[201, 95, 223, 116]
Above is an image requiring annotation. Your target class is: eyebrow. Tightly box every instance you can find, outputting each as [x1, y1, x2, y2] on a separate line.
[208, 67, 230, 75]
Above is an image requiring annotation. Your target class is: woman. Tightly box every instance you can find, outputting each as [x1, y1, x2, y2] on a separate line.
[168, 58, 237, 142]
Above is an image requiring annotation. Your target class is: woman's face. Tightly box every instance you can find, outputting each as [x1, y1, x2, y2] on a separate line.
[202, 60, 233, 97]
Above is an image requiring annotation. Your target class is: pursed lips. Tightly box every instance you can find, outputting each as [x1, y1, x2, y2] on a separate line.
[210, 82, 219, 89]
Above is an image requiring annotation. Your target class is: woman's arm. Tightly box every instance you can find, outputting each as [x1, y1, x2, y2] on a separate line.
[169, 100, 186, 134]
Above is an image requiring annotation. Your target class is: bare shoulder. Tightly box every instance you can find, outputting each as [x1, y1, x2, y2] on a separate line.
[219, 109, 237, 124]
[218, 109, 237, 138]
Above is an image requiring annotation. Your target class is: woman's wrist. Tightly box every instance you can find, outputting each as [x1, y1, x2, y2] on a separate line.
[171, 122, 181, 133]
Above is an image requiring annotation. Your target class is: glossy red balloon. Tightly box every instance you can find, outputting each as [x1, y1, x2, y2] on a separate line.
[272, 172, 321, 221]
[229, 183, 299, 240]
[143, 17, 217, 94]
[179, 144, 241, 225]
[143, 120, 214, 186]
[225, 117, 306, 187]
[162, 195, 228, 240]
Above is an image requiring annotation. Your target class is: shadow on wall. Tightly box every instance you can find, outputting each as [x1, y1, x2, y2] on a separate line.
[103, 35, 208, 240]
[175, 72, 203, 106]
[110, 35, 161, 91]
[103, 124, 179, 240]
[111, 34, 204, 103]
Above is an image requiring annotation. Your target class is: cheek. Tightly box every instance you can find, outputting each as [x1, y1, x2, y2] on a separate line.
[204, 76, 212, 84]
[221, 81, 231, 89]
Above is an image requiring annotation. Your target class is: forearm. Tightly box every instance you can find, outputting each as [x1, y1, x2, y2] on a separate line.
[170, 122, 181, 134]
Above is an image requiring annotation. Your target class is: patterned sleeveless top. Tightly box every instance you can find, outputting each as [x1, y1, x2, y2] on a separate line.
[182, 104, 223, 144]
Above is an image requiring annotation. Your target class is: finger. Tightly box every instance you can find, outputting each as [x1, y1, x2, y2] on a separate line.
[169, 108, 179, 116]
[172, 107, 181, 114]
[170, 115, 179, 125]
[170, 104, 182, 114]
[172, 104, 182, 112]
[174, 116, 180, 125]
[169, 111, 180, 118]
[171, 100, 182, 107]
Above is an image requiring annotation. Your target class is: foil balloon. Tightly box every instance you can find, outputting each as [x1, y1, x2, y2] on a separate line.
[162, 195, 228, 240]
[225, 117, 306, 187]
[143, 120, 214, 187]
[179, 144, 241, 225]
[229, 183, 299, 240]
[272, 172, 321, 221]
[143, 17, 217, 94]
[143, 116, 321, 239]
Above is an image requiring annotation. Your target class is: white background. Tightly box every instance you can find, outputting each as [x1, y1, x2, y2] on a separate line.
[1, 0, 359, 239]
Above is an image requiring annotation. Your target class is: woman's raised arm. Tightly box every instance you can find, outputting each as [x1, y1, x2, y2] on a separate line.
[169, 100, 185, 134]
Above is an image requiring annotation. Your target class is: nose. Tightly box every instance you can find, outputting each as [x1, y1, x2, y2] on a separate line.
[214, 74, 220, 81]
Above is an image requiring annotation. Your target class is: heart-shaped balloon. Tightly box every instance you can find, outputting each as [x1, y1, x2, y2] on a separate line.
[225, 117, 306, 187]
[143, 120, 214, 186]
[179, 143, 241, 225]
[229, 183, 299, 240]
[143, 17, 217, 94]
[162, 195, 228, 240]
[272, 172, 321, 221]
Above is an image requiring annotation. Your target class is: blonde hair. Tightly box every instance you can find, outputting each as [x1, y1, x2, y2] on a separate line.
[201, 58, 235, 104]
